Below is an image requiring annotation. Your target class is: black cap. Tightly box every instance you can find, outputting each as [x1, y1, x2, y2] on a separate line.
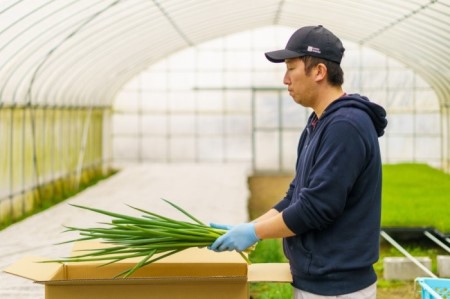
[265, 25, 345, 64]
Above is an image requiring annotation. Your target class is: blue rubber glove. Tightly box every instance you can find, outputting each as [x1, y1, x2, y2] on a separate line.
[209, 223, 259, 252]
[210, 223, 234, 230]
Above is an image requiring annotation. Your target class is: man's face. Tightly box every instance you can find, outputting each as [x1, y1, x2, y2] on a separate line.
[283, 58, 316, 107]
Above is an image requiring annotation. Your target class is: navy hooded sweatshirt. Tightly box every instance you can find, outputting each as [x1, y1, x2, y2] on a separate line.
[274, 94, 387, 295]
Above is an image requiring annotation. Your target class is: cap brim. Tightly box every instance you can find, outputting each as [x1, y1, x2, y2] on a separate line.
[264, 49, 305, 63]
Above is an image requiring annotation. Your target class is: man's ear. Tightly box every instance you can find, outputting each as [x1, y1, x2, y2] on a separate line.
[314, 63, 327, 82]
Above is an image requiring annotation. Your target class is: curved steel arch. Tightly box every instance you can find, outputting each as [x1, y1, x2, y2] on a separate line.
[63, 34, 184, 106]
[366, 27, 450, 99]
[42, 22, 181, 105]
[0, 0, 448, 108]
[32, 3, 159, 105]
[8, 1, 176, 106]
[52, 28, 180, 106]
[23, 0, 122, 106]
[0, 1, 109, 100]
[0, 0, 59, 36]
[0, 0, 122, 104]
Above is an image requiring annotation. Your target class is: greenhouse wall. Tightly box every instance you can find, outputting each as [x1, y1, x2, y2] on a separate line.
[0, 106, 110, 226]
[112, 26, 443, 172]
[444, 105, 450, 172]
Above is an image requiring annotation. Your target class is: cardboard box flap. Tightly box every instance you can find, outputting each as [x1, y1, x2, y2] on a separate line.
[248, 263, 292, 282]
[3, 256, 64, 282]
[68, 242, 247, 279]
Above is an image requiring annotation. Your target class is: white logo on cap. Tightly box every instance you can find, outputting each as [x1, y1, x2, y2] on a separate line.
[307, 46, 321, 54]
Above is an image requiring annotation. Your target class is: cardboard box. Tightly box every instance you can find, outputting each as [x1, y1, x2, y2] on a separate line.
[4, 242, 292, 299]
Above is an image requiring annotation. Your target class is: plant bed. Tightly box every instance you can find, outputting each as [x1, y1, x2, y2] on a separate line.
[247, 164, 450, 298]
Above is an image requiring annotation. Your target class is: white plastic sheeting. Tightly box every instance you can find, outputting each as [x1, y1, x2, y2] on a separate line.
[0, 0, 449, 170]
[0, 0, 448, 107]
[112, 28, 442, 170]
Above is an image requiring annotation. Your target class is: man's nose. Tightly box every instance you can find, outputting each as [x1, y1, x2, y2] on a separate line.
[283, 72, 289, 85]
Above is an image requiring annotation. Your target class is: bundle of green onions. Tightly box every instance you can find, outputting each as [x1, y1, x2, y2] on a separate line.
[47, 199, 250, 278]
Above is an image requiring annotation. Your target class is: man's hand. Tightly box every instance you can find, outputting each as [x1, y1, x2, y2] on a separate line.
[209, 223, 259, 252]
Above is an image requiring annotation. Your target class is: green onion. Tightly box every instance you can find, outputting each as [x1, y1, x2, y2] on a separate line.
[44, 198, 251, 278]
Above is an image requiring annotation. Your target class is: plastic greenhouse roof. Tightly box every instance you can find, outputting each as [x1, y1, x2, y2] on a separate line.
[0, 0, 449, 107]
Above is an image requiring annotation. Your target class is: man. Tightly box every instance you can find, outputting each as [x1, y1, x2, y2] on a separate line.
[210, 25, 387, 298]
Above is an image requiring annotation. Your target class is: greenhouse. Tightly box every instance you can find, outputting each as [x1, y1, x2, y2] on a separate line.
[0, 1, 449, 298]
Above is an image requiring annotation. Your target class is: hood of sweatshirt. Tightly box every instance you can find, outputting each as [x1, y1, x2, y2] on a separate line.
[320, 93, 388, 137]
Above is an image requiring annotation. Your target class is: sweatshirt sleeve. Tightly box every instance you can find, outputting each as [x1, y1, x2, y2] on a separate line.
[282, 120, 368, 235]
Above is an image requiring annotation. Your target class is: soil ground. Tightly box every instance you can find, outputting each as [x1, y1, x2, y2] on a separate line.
[247, 175, 419, 299]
